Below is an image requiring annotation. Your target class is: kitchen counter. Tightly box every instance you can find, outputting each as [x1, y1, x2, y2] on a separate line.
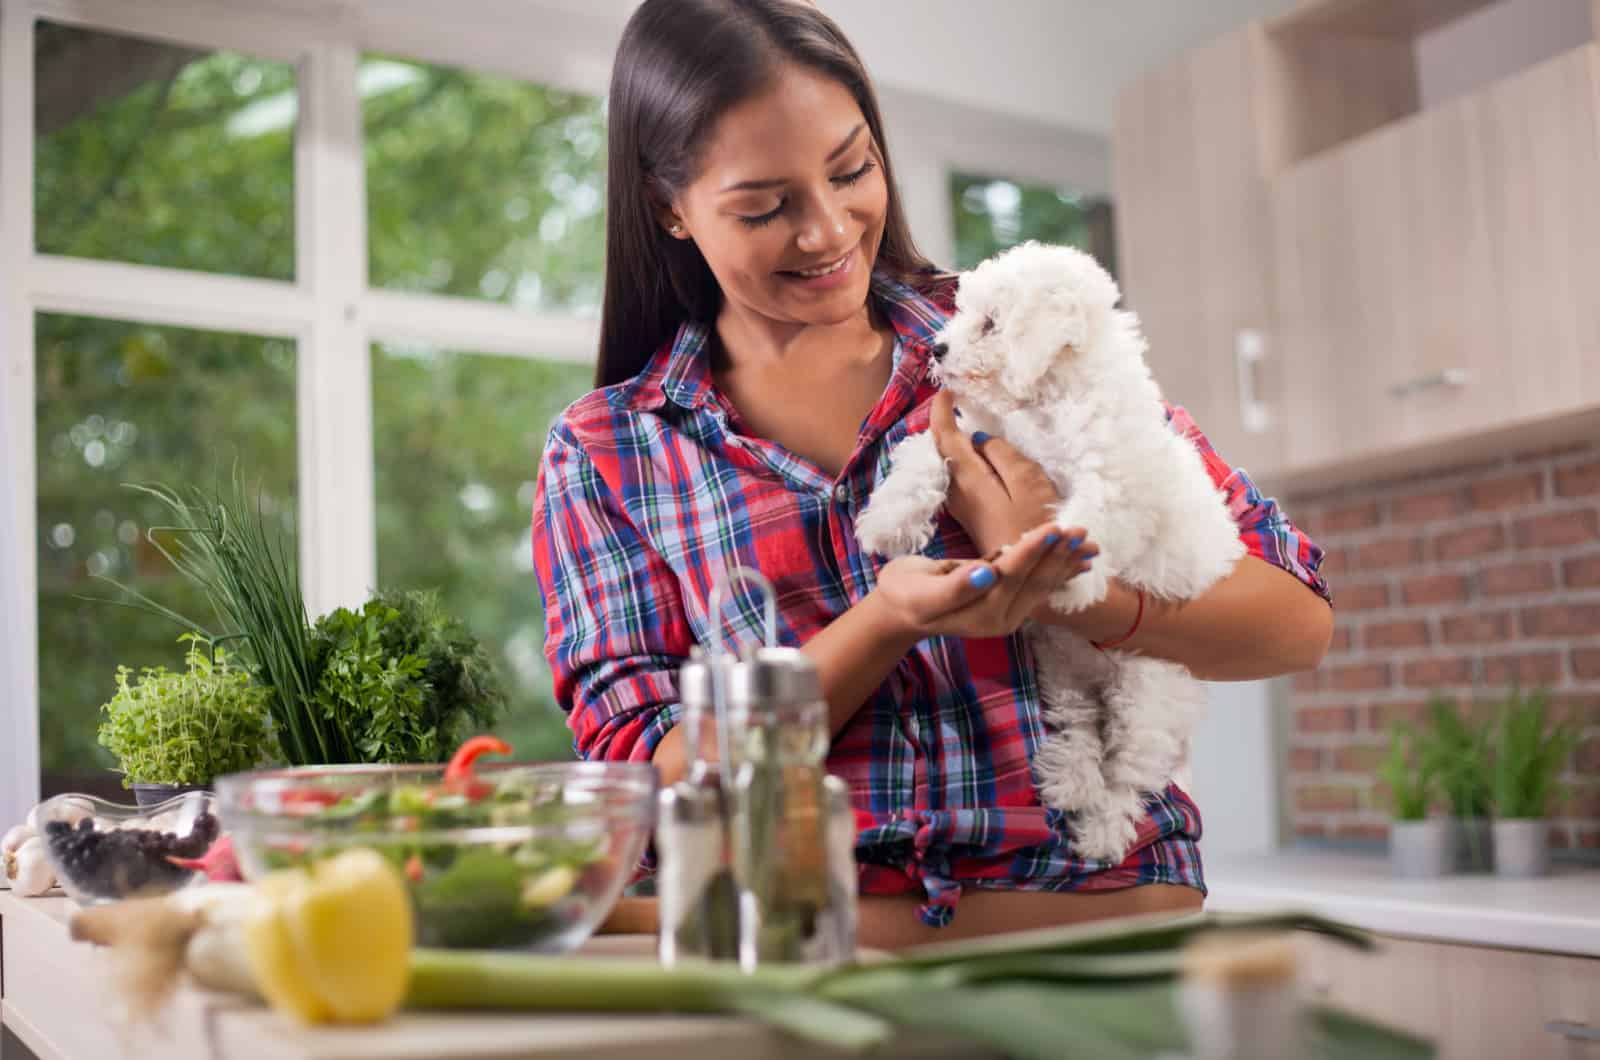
[1204, 849, 1600, 957]
[0, 890, 972, 1060]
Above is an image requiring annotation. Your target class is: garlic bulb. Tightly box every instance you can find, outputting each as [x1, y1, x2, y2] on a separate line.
[2, 824, 32, 856]
[7, 836, 55, 896]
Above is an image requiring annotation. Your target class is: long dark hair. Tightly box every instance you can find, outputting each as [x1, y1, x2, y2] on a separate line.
[596, 0, 940, 388]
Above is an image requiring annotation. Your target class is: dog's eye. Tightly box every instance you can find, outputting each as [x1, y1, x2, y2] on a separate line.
[980, 315, 997, 337]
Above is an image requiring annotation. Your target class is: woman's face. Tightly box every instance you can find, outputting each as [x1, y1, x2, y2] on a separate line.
[663, 63, 889, 330]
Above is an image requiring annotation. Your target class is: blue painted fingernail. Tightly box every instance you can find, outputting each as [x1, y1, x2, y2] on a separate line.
[1045, 532, 1062, 546]
[971, 431, 990, 446]
[969, 566, 996, 589]
[1067, 536, 1083, 549]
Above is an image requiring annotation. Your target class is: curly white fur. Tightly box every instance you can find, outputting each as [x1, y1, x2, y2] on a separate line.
[856, 241, 1244, 863]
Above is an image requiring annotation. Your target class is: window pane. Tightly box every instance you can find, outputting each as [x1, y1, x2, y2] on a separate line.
[36, 314, 296, 796]
[34, 22, 296, 279]
[372, 345, 593, 760]
[948, 171, 1117, 276]
[365, 56, 606, 313]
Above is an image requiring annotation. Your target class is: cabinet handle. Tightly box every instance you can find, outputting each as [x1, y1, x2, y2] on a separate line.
[1546, 1021, 1600, 1042]
[1388, 368, 1469, 399]
[1234, 329, 1270, 434]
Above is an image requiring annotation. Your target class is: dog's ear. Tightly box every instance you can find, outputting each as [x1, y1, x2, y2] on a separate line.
[998, 283, 1084, 396]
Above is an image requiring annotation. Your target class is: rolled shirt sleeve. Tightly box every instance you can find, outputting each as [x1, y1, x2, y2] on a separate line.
[531, 424, 694, 762]
[1164, 403, 1332, 605]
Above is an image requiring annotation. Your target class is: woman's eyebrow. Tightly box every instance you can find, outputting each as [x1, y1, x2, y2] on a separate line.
[718, 123, 866, 193]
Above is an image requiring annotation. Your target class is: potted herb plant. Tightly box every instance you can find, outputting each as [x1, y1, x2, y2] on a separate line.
[1488, 688, 1580, 878]
[1377, 723, 1448, 878]
[102, 474, 503, 766]
[98, 634, 279, 806]
[1418, 694, 1494, 872]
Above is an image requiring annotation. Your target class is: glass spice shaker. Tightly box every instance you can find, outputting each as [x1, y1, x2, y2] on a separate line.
[655, 649, 741, 966]
[726, 646, 855, 968]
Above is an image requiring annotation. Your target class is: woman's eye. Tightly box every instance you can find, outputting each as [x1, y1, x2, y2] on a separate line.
[980, 316, 997, 337]
[833, 160, 877, 186]
[738, 203, 785, 228]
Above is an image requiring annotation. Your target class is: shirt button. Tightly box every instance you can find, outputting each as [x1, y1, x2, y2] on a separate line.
[833, 483, 850, 503]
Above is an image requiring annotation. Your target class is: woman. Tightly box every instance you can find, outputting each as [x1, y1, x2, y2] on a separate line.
[531, 0, 1332, 949]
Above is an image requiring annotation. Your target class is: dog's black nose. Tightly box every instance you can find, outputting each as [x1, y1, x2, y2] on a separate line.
[929, 341, 948, 361]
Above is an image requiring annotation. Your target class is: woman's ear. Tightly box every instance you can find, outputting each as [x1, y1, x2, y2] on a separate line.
[653, 201, 691, 240]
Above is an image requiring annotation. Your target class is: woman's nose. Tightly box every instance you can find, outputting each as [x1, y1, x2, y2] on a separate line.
[796, 201, 850, 254]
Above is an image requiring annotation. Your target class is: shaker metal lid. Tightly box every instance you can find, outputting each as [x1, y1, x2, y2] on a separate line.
[678, 646, 728, 709]
[726, 645, 821, 711]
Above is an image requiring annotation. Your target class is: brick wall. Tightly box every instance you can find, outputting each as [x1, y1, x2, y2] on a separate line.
[1285, 443, 1600, 852]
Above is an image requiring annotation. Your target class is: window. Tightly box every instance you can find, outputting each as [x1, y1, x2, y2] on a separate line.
[948, 171, 1116, 275]
[371, 344, 593, 760]
[364, 56, 606, 313]
[36, 314, 296, 795]
[34, 21, 297, 279]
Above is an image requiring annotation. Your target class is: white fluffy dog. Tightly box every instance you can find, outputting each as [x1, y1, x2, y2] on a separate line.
[855, 242, 1244, 862]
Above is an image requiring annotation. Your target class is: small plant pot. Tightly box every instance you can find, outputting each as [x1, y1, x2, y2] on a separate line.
[1389, 819, 1451, 879]
[1450, 816, 1494, 872]
[1492, 818, 1550, 879]
[132, 782, 210, 809]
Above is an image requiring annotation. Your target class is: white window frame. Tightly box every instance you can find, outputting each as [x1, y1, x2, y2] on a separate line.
[0, 0, 606, 830]
[0, 0, 1109, 834]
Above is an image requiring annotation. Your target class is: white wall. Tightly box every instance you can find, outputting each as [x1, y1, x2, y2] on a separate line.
[1189, 681, 1282, 856]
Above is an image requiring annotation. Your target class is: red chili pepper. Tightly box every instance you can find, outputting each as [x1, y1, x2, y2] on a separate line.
[443, 735, 512, 794]
[404, 854, 424, 883]
[168, 834, 243, 882]
[444, 735, 513, 781]
[278, 788, 343, 814]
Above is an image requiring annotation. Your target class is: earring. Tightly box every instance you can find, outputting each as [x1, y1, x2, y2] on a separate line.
[669, 223, 684, 236]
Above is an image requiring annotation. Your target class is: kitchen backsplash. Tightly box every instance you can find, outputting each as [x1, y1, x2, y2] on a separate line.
[1284, 441, 1600, 851]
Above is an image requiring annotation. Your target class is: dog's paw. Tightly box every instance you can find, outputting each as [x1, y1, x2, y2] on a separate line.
[1071, 804, 1141, 863]
[1035, 750, 1108, 813]
[855, 503, 937, 558]
[1048, 570, 1104, 614]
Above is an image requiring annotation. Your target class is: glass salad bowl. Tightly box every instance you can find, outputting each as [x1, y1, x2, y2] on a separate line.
[34, 791, 219, 904]
[214, 760, 657, 953]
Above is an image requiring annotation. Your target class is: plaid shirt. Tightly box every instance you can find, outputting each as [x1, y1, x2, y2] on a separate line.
[532, 272, 1330, 927]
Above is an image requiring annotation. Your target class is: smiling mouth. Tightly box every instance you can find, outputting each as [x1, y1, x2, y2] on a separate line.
[781, 248, 853, 278]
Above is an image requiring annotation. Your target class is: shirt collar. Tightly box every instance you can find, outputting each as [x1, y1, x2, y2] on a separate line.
[619, 270, 955, 414]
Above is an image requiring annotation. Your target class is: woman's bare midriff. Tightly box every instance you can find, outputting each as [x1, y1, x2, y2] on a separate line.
[858, 884, 1204, 950]
[599, 885, 1203, 951]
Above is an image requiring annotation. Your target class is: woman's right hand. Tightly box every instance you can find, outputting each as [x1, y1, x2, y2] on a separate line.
[868, 522, 1095, 640]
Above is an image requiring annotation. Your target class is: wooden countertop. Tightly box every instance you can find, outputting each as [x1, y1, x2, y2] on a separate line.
[0, 890, 968, 1060]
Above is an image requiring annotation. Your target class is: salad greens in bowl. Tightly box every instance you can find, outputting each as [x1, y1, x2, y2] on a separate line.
[214, 741, 657, 953]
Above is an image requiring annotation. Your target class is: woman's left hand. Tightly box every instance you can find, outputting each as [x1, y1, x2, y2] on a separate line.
[929, 392, 1098, 567]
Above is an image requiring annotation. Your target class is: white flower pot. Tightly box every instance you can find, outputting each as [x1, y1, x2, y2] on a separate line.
[1450, 816, 1494, 872]
[1389, 819, 1451, 879]
[1492, 818, 1550, 878]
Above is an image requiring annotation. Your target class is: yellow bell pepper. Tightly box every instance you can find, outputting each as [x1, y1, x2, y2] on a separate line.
[243, 848, 414, 1024]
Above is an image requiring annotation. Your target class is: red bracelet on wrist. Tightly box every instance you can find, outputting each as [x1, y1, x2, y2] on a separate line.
[1091, 588, 1145, 652]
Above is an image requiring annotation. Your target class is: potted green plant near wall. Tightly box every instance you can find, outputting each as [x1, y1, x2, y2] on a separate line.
[1488, 688, 1580, 879]
[98, 634, 279, 806]
[1418, 694, 1494, 872]
[1378, 722, 1448, 878]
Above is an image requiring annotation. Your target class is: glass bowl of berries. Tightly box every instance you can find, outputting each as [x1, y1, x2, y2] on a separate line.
[35, 791, 219, 904]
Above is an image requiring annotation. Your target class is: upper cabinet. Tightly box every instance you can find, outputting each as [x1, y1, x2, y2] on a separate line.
[1113, 30, 1285, 478]
[1114, 0, 1600, 490]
